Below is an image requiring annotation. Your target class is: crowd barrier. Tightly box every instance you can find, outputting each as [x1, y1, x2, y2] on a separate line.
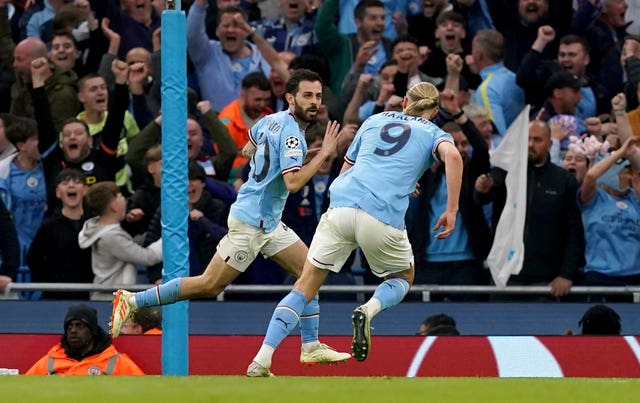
[4, 283, 640, 302]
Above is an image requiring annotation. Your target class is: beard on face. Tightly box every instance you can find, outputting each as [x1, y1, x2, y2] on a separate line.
[293, 101, 318, 123]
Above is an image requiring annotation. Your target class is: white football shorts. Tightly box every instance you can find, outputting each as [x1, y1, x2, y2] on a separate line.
[217, 214, 300, 272]
[307, 207, 414, 277]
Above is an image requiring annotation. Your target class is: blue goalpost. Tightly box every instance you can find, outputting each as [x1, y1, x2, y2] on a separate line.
[160, 1, 189, 376]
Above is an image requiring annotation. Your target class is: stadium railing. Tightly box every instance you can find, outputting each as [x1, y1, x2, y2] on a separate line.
[2, 283, 640, 302]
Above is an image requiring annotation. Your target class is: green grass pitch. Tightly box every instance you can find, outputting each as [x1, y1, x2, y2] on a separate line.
[2, 376, 640, 402]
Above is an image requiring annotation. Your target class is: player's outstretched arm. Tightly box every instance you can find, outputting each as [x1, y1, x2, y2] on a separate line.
[433, 141, 463, 239]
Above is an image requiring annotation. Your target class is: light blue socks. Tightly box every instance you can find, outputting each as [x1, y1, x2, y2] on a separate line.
[134, 278, 182, 308]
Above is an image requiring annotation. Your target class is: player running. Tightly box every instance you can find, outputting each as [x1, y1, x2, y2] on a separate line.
[247, 82, 463, 375]
[110, 69, 351, 369]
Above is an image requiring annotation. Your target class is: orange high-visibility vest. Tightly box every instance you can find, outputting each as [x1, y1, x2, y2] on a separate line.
[26, 343, 144, 375]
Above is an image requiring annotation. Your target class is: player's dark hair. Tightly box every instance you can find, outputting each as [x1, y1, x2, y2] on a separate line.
[285, 69, 322, 96]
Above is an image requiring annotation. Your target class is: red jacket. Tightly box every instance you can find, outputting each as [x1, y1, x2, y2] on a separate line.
[26, 343, 144, 375]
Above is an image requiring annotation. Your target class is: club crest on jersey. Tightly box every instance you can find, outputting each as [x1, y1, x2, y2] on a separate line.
[284, 136, 303, 157]
[81, 161, 95, 172]
[235, 251, 248, 263]
[26, 175, 39, 188]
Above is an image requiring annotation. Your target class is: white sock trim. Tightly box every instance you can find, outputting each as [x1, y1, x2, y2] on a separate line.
[362, 298, 382, 318]
[253, 344, 275, 368]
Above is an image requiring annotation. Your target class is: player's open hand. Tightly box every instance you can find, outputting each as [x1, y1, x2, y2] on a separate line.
[320, 120, 342, 159]
[433, 210, 456, 239]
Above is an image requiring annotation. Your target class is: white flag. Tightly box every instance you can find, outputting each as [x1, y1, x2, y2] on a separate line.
[486, 105, 530, 288]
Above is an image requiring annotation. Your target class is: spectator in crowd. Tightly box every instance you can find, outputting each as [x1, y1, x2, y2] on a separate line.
[0, 197, 19, 293]
[571, 0, 629, 109]
[48, 33, 80, 72]
[488, 0, 572, 71]
[578, 133, 640, 296]
[405, 0, 457, 50]
[462, 103, 498, 149]
[342, 59, 398, 124]
[75, 70, 142, 192]
[267, 50, 296, 112]
[21, 0, 67, 43]
[76, 72, 139, 157]
[125, 101, 237, 198]
[219, 71, 273, 177]
[344, 34, 441, 103]
[419, 11, 480, 90]
[467, 29, 525, 136]
[140, 162, 228, 280]
[204, 0, 263, 40]
[315, 0, 392, 95]
[416, 313, 458, 336]
[121, 307, 162, 335]
[123, 144, 162, 240]
[89, 0, 161, 59]
[31, 58, 128, 209]
[579, 304, 622, 335]
[517, 27, 606, 119]
[188, 1, 283, 112]
[475, 120, 585, 299]
[560, 135, 609, 186]
[533, 70, 584, 135]
[0, 3, 81, 130]
[408, 90, 492, 300]
[98, 17, 162, 119]
[79, 181, 163, 301]
[111, 70, 351, 371]
[27, 168, 92, 300]
[338, 0, 419, 41]
[26, 304, 144, 375]
[51, 0, 97, 59]
[0, 115, 47, 254]
[251, 0, 319, 56]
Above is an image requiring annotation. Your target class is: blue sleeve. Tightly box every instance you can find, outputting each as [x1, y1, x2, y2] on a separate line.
[279, 122, 306, 173]
[186, 2, 212, 68]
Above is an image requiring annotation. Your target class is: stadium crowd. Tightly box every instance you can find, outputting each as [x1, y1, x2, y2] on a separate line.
[0, 0, 639, 303]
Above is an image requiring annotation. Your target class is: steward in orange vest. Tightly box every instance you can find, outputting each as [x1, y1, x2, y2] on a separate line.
[26, 304, 143, 375]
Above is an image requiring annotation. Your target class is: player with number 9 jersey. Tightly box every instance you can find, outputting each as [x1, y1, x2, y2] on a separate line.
[330, 111, 453, 230]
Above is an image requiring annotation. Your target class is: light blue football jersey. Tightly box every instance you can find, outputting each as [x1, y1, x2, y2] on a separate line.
[329, 111, 453, 229]
[230, 111, 307, 232]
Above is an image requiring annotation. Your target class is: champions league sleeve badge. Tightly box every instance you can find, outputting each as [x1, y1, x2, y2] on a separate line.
[284, 136, 303, 158]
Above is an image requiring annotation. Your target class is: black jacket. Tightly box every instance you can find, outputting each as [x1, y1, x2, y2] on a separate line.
[478, 157, 585, 283]
[27, 211, 93, 299]
[408, 119, 492, 263]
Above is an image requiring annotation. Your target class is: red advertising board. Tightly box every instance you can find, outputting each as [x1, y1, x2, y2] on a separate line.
[2, 335, 639, 377]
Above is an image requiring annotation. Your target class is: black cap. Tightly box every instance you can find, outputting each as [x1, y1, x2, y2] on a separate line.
[545, 70, 587, 94]
[579, 304, 621, 335]
[64, 304, 99, 335]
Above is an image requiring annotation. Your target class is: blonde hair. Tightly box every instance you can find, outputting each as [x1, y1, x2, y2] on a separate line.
[403, 82, 439, 117]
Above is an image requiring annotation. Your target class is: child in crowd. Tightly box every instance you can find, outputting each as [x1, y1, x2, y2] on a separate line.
[27, 168, 93, 300]
[79, 181, 162, 300]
